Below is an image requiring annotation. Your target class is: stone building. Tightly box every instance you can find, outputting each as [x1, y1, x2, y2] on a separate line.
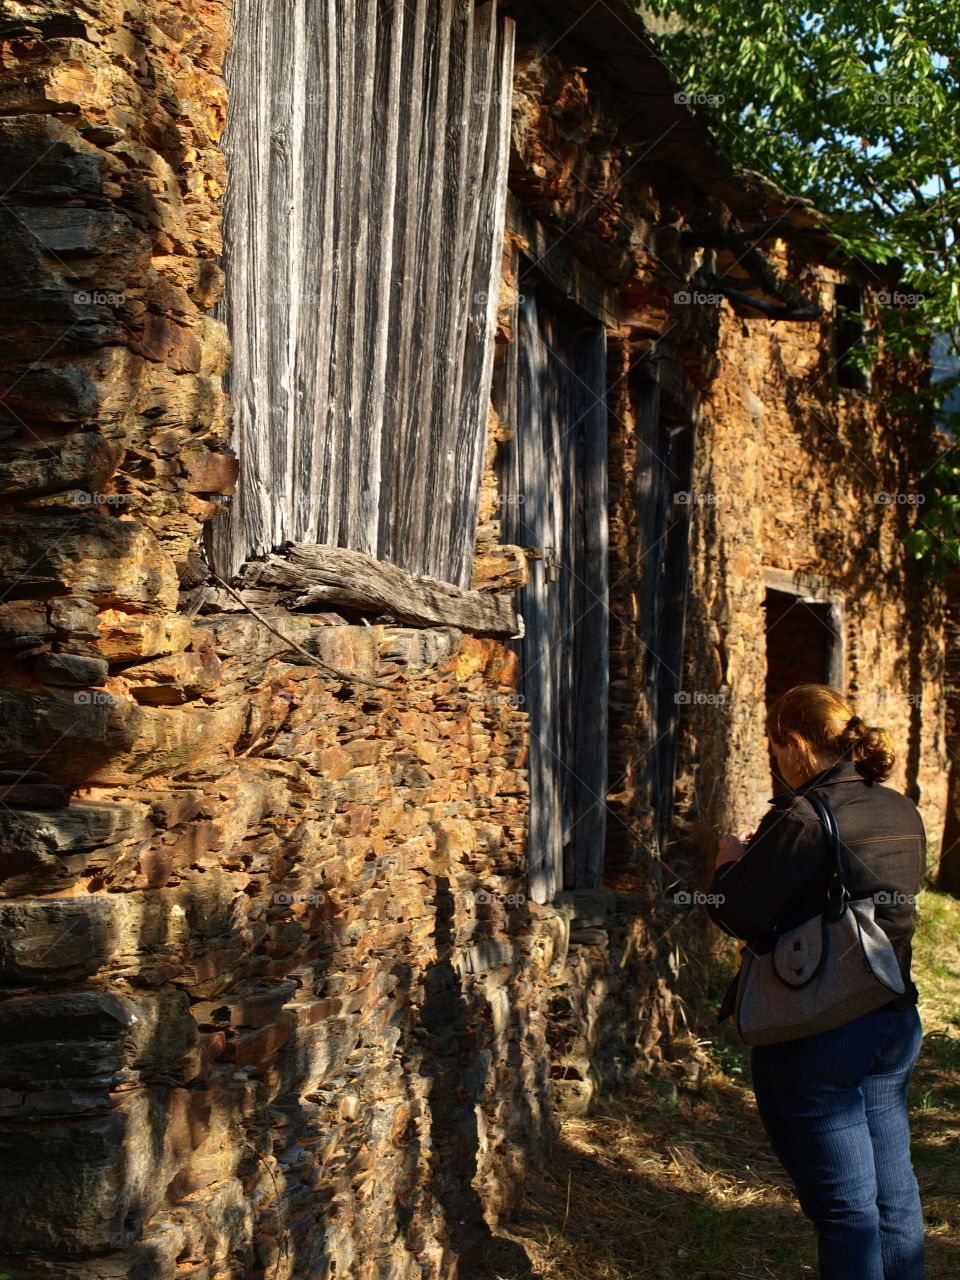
[0, 0, 945, 1277]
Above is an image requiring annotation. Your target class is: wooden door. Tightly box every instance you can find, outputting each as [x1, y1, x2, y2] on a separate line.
[500, 286, 609, 903]
[631, 363, 695, 847]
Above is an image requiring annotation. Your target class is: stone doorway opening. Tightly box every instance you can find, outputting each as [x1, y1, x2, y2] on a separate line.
[763, 572, 845, 794]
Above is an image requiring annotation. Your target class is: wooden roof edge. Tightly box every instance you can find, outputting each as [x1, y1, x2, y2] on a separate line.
[502, 0, 768, 215]
[501, 0, 894, 274]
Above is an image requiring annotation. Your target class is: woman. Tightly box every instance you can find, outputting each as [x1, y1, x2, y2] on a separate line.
[708, 683, 926, 1280]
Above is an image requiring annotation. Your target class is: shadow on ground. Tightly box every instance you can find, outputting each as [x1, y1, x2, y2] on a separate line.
[473, 1039, 960, 1280]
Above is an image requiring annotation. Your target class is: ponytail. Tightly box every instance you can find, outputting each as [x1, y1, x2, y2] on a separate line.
[765, 685, 896, 784]
[834, 714, 896, 784]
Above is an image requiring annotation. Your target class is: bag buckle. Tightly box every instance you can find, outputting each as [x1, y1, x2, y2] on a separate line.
[825, 880, 848, 922]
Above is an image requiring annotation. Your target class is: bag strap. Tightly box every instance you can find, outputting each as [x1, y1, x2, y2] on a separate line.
[803, 788, 849, 921]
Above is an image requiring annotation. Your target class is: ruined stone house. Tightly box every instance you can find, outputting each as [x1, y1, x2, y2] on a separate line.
[0, 0, 946, 1277]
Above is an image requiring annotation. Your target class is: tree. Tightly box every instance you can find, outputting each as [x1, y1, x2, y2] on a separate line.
[637, 1, 960, 887]
[640, 0, 960, 564]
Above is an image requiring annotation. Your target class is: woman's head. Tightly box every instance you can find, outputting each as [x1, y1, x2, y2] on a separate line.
[765, 683, 895, 788]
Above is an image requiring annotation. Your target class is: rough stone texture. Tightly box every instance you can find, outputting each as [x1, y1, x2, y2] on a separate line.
[0, 514, 179, 610]
[0, 7, 946, 1280]
[0, 616, 683, 1280]
[0, 0, 232, 574]
[676, 251, 946, 849]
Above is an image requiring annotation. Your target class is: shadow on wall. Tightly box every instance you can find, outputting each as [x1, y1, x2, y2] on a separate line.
[0, 680, 548, 1279]
[414, 876, 534, 1278]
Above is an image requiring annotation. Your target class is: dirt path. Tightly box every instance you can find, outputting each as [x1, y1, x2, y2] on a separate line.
[484, 889, 960, 1280]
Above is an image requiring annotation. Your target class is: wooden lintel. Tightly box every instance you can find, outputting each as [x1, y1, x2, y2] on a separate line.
[506, 192, 622, 329]
[242, 544, 522, 638]
[764, 566, 841, 602]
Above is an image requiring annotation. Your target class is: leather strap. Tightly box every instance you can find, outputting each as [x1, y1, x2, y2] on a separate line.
[804, 789, 849, 921]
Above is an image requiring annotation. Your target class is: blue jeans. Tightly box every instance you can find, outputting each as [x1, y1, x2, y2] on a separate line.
[751, 1006, 924, 1280]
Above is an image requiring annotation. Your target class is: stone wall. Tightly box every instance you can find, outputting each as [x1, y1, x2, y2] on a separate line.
[0, 0, 233, 564]
[0, 12, 691, 1279]
[675, 245, 946, 854]
[506, 41, 946, 891]
[0, 7, 946, 1279]
[0, 606, 682, 1280]
[0, 616, 526, 1279]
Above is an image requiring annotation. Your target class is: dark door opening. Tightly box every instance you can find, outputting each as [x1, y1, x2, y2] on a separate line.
[764, 587, 839, 794]
[634, 377, 695, 851]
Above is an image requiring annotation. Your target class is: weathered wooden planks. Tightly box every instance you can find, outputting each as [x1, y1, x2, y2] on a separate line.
[498, 274, 609, 902]
[444, 9, 517, 579]
[241, 543, 520, 637]
[631, 351, 695, 848]
[213, 0, 515, 589]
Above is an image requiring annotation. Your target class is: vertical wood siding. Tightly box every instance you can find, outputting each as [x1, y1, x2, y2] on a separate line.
[212, 0, 515, 585]
[500, 284, 609, 903]
[632, 362, 695, 848]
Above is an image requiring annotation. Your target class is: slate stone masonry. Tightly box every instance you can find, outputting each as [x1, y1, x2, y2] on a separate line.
[0, 3, 945, 1277]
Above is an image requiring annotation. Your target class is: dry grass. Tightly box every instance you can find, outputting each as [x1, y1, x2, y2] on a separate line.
[907, 888, 960, 1268]
[479, 888, 960, 1280]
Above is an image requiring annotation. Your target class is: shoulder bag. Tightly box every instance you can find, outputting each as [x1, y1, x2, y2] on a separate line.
[734, 788, 905, 1046]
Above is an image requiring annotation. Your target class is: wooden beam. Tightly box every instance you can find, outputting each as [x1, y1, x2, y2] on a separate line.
[242, 544, 521, 638]
[506, 192, 622, 329]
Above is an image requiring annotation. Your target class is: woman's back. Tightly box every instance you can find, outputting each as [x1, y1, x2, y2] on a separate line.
[709, 683, 927, 1280]
[710, 760, 926, 1005]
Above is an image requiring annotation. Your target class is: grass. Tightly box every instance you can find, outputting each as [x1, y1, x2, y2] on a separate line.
[480, 888, 960, 1280]
[908, 888, 960, 1264]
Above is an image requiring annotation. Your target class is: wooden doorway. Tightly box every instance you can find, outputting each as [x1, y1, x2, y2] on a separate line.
[498, 278, 609, 903]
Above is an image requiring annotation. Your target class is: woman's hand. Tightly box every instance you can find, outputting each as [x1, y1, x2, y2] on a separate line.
[716, 830, 754, 868]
